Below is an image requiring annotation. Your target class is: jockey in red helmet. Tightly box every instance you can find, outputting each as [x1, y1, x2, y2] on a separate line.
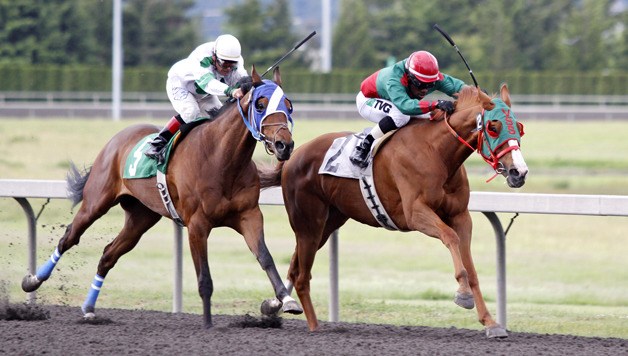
[350, 50, 467, 168]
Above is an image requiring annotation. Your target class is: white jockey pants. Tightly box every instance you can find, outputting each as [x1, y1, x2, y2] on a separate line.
[355, 91, 430, 128]
[166, 76, 222, 123]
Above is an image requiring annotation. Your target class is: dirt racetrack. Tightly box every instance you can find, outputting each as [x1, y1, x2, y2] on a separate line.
[1, 303, 626, 356]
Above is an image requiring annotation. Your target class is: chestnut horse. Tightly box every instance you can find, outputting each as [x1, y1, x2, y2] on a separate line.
[22, 66, 303, 327]
[259, 85, 527, 338]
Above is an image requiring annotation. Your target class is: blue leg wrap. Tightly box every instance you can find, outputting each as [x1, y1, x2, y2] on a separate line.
[35, 248, 62, 281]
[82, 274, 105, 314]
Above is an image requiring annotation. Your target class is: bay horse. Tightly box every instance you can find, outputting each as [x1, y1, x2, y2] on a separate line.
[258, 84, 527, 338]
[22, 65, 303, 327]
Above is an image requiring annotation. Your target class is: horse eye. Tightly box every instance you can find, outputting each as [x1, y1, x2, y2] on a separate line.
[255, 98, 266, 112]
[487, 120, 500, 138]
[285, 98, 293, 113]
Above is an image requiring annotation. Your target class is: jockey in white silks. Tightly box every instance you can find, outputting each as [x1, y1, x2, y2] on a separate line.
[145, 34, 249, 164]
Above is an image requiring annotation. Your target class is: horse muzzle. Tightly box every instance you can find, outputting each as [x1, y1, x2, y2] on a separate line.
[497, 144, 528, 188]
[505, 166, 528, 188]
[272, 140, 294, 161]
[504, 149, 528, 188]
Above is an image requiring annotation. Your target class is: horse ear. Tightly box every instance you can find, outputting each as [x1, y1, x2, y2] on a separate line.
[273, 66, 282, 87]
[251, 64, 262, 84]
[478, 87, 495, 110]
[500, 83, 512, 108]
[478, 87, 491, 102]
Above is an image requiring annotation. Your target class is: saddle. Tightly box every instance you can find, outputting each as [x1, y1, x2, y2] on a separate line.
[123, 118, 211, 179]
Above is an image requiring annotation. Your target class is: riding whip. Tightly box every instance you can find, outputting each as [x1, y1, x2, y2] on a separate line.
[261, 31, 317, 77]
[432, 24, 479, 88]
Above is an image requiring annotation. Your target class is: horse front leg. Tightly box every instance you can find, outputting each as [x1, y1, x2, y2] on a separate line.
[187, 221, 214, 328]
[235, 207, 303, 316]
[452, 212, 508, 338]
[261, 253, 297, 317]
[408, 208, 474, 309]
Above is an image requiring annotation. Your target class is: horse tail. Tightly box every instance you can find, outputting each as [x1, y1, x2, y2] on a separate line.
[66, 162, 91, 207]
[258, 161, 284, 189]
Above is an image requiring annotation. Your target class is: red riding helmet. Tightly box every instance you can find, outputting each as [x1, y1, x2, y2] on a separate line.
[405, 51, 444, 83]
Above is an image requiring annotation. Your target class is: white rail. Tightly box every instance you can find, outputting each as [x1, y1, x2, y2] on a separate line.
[2, 179, 628, 329]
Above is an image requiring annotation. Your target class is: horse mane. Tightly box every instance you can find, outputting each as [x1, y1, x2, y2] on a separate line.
[455, 86, 480, 110]
[454, 86, 495, 112]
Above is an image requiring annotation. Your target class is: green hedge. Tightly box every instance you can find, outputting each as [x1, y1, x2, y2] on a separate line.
[0, 64, 625, 95]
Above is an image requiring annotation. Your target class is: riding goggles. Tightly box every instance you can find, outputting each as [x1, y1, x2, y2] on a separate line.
[216, 57, 237, 70]
[407, 74, 436, 90]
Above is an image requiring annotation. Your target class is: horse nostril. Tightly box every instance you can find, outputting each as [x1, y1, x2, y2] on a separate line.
[509, 168, 520, 177]
[275, 141, 285, 152]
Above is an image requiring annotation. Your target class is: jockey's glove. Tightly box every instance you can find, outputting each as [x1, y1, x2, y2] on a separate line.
[434, 100, 455, 115]
[224, 86, 236, 98]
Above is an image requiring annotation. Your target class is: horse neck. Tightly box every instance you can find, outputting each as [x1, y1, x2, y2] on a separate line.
[200, 103, 257, 166]
[435, 105, 483, 171]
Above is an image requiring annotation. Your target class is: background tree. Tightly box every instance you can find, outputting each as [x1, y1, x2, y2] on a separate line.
[0, 0, 625, 94]
[331, 0, 376, 69]
[0, 0, 94, 64]
[555, 0, 618, 71]
[0, 0, 198, 67]
[122, 0, 198, 67]
[224, 0, 309, 70]
[330, 0, 625, 73]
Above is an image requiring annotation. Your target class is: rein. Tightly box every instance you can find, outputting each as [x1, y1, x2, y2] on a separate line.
[236, 95, 262, 140]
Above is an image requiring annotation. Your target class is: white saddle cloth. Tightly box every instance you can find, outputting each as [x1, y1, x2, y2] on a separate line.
[318, 130, 399, 230]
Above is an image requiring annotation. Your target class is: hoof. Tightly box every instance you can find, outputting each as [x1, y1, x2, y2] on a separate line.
[282, 299, 303, 315]
[486, 324, 508, 338]
[454, 291, 475, 309]
[260, 298, 283, 316]
[21, 274, 43, 293]
[83, 312, 96, 320]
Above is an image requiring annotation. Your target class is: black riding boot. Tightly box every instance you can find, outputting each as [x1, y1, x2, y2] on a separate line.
[349, 116, 397, 169]
[349, 134, 375, 168]
[145, 115, 183, 164]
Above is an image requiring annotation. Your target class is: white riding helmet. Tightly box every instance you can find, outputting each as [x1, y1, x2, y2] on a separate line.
[214, 34, 241, 61]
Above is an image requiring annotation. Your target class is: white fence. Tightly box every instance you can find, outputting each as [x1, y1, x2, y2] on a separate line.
[1, 91, 628, 106]
[2, 179, 628, 329]
[1, 92, 628, 120]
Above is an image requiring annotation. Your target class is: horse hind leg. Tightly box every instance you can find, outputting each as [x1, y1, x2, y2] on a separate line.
[81, 198, 161, 318]
[21, 197, 113, 293]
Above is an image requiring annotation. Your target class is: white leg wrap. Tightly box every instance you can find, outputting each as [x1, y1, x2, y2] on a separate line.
[282, 295, 295, 304]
